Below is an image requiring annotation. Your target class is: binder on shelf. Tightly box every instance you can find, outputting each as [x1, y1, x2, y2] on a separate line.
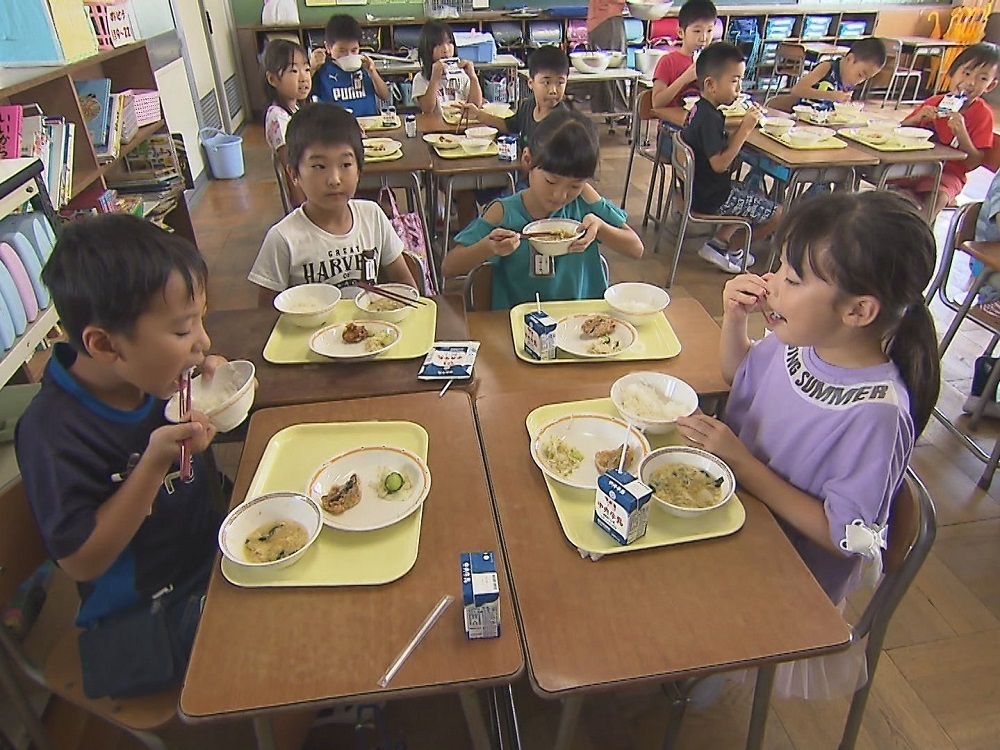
[0, 107, 24, 160]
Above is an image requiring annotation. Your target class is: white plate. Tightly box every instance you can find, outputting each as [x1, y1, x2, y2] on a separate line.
[307, 446, 431, 532]
[363, 138, 401, 157]
[555, 313, 637, 358]
[530, 413, 651, 490]
[308, 320, 401, 360]
[423, 133, 462, 149]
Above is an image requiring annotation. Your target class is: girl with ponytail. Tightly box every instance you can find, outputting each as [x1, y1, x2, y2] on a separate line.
[676, 191, 938, 699]
[677, 191, 938, 606]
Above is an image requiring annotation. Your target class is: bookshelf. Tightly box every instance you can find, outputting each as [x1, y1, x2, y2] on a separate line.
[0, 42, 195, 244]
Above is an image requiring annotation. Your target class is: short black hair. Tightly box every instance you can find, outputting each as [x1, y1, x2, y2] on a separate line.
[848, 37, 887, 67]
[678, 0, 717, 29]
[261, 38, 308, 114]
[325, 14, 361, 45]
[526, 108, 598, 179]
[286, 102, 364, 173]
[417, 20, 456, 80]
[695, 41, 744, 85]
[42, 215, 207, 351]
[528, 45, 569, 77]
[948, 41, 1000, 77]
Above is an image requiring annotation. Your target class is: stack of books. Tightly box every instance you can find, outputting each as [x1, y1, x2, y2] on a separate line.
[0, 103, 76, 210]
[74, 78, 139, 165]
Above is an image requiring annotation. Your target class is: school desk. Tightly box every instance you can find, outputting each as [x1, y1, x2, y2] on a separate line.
[204, 294, 469, 409]
[180, 391, 523, 750]
[854, 141, 967, 221]
[476, 387, 852, 750]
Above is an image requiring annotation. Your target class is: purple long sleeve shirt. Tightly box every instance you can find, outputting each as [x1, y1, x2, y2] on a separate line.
[724, 334, 914, 603]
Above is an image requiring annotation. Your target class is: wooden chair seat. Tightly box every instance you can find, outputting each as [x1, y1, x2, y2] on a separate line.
[44, 628, 179, 732]
[960, 240, 1000, 272]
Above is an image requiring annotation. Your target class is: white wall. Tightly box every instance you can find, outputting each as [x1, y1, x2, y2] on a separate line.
[155, 58, 206, 181]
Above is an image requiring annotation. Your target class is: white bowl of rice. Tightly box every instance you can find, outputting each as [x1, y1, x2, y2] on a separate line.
[639, 446, 735, 518]
[165, 360, 256, 433]
[274, 283, 342, 328]
[604, 282, 670, 325]
[354, 283, 420, 322]
[610, 372, 698, 434]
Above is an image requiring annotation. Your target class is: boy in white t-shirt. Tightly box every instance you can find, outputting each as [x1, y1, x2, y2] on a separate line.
[249, 103, 417, 306]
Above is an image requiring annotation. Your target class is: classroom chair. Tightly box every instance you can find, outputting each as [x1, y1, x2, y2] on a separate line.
[621, 89, 669, 216]
[272, 152, 294, 216]
[926, 201, 1000, 488]
[861, 38, 922, 109]
[461, 254, 611, 312]
[660, 468, 937, 750]
[656, 131, 752, 287]
[763, 43, 807, 100]
[0, 482, 178, 750]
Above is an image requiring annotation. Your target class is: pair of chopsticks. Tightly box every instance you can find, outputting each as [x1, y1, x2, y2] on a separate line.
[178, 370, 194, 483]
[455, 104, 468, 135]
[359, 281, 427, 309]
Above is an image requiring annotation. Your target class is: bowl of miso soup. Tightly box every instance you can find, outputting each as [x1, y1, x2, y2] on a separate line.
[219, 491, 322, 570]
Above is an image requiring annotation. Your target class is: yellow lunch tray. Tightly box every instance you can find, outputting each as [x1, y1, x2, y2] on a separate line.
[526, 398, 746, 557]
[837, 129, 936, 152]
[761, 130, 847, 150]
[220, 421, 428, 588]
[365, 149, 404, 163]
[433, 142, 499, 159]
[263, 298, 438, 364]
[508, 299, 681, 364]
[795, 111, 867, 126]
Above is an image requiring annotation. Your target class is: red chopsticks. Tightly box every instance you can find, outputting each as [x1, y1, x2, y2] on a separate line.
[358, 282, 427, 308]
[178, 371, 194, 483]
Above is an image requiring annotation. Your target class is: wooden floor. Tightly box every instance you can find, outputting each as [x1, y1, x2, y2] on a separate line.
[41, 121, 1000, 750]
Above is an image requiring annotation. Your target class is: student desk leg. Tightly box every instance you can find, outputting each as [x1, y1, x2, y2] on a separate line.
[861, 161, 943, 223]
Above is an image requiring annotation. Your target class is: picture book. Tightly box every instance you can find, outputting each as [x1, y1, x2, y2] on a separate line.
[74, 78, 112, 147]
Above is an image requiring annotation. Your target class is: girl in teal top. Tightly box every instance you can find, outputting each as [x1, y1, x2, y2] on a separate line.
[444, 110, 644, 310]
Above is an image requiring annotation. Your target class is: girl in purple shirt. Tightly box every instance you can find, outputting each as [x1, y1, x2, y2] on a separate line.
[677, 192, 939, 698]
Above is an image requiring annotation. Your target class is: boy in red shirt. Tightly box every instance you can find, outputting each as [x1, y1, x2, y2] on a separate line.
[651, 0, 718, 110]
[892, 42, 999, 220]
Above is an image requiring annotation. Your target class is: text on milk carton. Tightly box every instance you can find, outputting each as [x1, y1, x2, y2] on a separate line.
[461, 551, 501, 639]
[594, 469, 652, 546]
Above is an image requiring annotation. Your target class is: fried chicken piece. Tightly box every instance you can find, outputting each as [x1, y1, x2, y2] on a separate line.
[321, 473, 361, 515]
[594, 445, 635, 475]
[581, 315, 617, 338]
[342, 322, 369, 344]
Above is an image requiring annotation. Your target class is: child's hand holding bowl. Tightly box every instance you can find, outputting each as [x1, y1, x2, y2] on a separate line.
[567, 213, 603, 253]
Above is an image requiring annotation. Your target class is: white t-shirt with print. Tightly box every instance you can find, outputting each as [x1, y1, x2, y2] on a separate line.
[264, 104, 293, 153]
[248, 200, 404, 295]
[411, 70, 471, 108]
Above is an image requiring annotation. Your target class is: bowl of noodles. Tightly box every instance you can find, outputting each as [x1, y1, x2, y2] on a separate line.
[639, 446, 735, 518]
[219, 491, 323, 570]
[354, 283, 420, 322]
[610, 372, 699, 434]
[522, 218, 584, 256]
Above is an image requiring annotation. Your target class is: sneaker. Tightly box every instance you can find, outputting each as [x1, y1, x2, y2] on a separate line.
[726, 250, 756, 271]
[699, 242, 739, 272]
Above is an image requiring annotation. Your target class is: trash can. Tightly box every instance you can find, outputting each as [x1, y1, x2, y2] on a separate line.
[199, 127, 245, 179]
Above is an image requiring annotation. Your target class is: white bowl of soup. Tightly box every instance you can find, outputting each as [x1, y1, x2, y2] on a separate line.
[354, 283, 420, 322]
[464, 125, 498, 141]
[522, 218, 584, 256]
[219, 491, 323, 570]
[639, 446, 736, 518]
[335, 53, 363, 72]
[274, 283, 342, 328]
[785, 126, 834, 146]
[571, 51, 611, 75]
[460, 137, 492, 155]
[760, 116, 795, 136]
[893, 126, 934, 146]
[603, 282, 670, 325]
[610, 372, 699, 434]
[165, 360, 256, 433]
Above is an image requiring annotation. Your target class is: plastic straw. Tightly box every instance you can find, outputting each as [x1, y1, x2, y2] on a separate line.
[378, 595, 454, 688]
[438, 379, 453, 398]
[535, 292, 541, 314]
[617, 420, 632, 473]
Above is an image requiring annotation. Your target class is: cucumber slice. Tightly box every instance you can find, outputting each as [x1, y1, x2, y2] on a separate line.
[384, 472, 404, 494]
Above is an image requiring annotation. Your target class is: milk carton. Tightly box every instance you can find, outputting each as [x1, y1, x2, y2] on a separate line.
[523, 310, 557, 361]
[594, 469, 652, 546]
[460, 551, 501, 639]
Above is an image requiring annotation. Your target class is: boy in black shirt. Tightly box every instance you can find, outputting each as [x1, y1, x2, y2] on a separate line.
[682, 42, 782, 273]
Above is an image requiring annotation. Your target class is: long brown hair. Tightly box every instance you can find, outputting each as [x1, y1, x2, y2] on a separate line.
[775, 192, 940, 433]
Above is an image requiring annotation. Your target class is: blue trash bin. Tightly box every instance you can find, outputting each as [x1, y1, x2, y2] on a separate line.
[199, 127, 245, 179]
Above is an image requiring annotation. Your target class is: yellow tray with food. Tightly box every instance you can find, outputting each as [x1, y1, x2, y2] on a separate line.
[526, 398, 746, 557]
[509, 300, 681, 364]
[357, 115, 402, 132]
[761, 129, 847, 150]
[837, 127, 937, 152]
[263, 297, 437, 364]
[220, 421, 429, 587]
[433, 141, 500, 159]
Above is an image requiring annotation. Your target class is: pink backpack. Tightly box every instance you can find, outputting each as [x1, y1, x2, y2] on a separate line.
[379, 187, 437, 295]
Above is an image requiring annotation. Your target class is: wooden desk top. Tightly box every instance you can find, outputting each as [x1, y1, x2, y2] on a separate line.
[852, 141, 967, 166]
[897, 36, 965, 48]
[365, 135, 432, 174]
[181, 391, 523, 718]
[467, 297, 730, 399]
[745, 129, 880, 168]
[476, 389, 851, 697]
[801, 42, 849, 56]
[416, 113, 473, 135]
[430, 151, 519, 177]
[205, 296, 470, 409]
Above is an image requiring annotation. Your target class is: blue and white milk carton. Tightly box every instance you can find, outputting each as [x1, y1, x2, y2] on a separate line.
[594, 469, 652, 546]
[524, 310, 557, 361]
[460, 551, 501, 639]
